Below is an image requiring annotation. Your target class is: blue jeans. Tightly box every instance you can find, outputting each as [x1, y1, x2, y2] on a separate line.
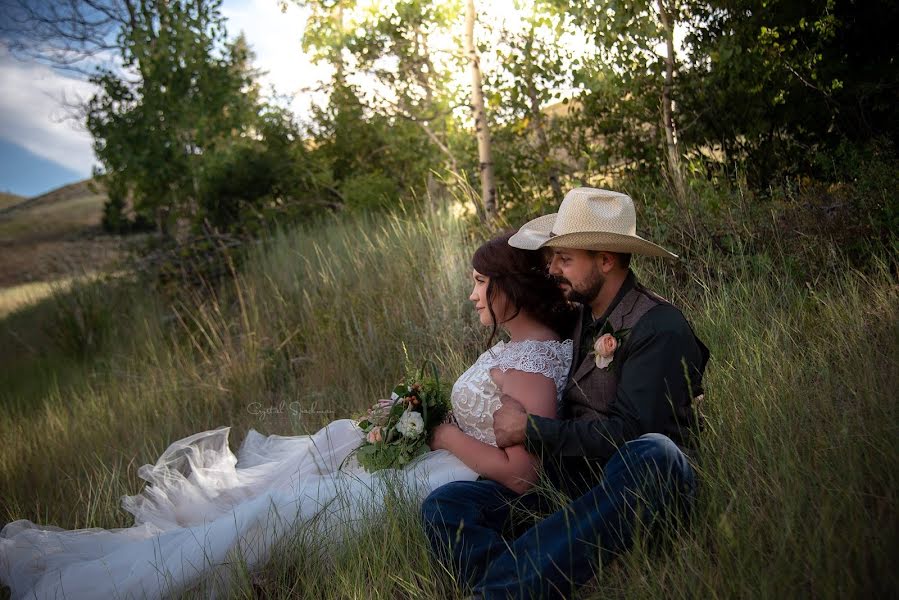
[420, 433, 696, 599]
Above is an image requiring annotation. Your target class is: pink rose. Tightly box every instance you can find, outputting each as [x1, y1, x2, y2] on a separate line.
[367, 427, 383, 443]
[593, 333, 618, 369]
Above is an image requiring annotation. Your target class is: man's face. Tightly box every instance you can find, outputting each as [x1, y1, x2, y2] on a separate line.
[547, 248, 604, 305]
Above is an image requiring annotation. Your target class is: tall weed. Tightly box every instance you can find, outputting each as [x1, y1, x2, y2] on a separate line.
[1, 204, 895, 597]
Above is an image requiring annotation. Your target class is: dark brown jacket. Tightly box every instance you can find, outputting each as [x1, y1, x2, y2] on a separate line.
[525, 272, 708, 492]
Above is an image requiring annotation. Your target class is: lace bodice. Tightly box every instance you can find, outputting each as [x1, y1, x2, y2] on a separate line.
[450, 339, 573, 446]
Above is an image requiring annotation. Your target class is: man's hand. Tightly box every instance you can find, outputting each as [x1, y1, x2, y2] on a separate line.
[493, 394, 528, 448]
[429, 423, 458, 451]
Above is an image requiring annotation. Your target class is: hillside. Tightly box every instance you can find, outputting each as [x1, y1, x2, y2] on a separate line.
[0, 192, 24, 210]
[0, 178, 124, 298]
[0, 180, 102, 219]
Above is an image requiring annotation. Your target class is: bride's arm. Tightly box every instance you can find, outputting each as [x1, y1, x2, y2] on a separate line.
[430, 370, 556, 494]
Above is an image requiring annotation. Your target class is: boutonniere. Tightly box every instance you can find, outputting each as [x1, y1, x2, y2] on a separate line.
[591, 322, 630, 370]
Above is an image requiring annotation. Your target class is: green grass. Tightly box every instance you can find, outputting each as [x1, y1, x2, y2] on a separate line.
[0, 203, 896, 598]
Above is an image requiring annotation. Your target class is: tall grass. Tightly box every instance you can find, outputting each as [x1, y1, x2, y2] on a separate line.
[1, 204, 896, 597]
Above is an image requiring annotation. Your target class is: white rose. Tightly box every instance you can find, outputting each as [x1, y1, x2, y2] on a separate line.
[396, 410, 425, 439]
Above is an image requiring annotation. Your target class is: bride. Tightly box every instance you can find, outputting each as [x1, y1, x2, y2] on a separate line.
[0, 232, 574, 599]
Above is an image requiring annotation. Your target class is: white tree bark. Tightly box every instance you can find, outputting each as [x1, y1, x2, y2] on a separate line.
[658, 0, 686, 203]
[464, 0, 497, 221]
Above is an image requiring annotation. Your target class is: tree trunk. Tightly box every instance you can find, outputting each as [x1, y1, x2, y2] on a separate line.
[326, 3, 346, 87]
[523, 24, 563, 202]
[658, 0, 686, 203]
[464, 0, 497, 222]
[526, 81, 563, 201]
[417, 118, 460, 173]
[413, 23, 459, 176]
[426, 171, 447, 210]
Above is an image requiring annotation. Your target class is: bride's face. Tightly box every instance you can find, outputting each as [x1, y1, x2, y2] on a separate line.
[469, 269, 511, 327]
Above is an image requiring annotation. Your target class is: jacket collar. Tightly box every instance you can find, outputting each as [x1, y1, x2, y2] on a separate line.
[566, 270, 640, 390]
[590, 270, 637, 327]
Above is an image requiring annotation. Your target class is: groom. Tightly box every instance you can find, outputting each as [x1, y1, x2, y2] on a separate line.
[420, 187, 709, 599]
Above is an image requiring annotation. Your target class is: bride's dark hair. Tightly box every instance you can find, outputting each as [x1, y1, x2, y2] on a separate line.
[472, 231, 577, 348]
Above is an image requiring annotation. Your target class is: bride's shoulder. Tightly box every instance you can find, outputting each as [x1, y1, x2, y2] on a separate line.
[507, 338, 573, 354]
[496, 338, 573, 371]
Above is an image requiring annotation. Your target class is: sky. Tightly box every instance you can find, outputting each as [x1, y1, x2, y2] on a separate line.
[0, 0, 325, 197]
[0, 0, 558, 198]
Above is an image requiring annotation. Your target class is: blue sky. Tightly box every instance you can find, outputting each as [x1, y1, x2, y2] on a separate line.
[0, 0, 324, 198]
[0, 138, 83, 197]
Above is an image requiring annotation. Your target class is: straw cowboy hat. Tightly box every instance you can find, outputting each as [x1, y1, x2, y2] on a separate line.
[508, 187, 677, 259]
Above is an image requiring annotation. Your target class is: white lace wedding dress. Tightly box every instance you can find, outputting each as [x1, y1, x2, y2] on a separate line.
[0, 339, 571, 599]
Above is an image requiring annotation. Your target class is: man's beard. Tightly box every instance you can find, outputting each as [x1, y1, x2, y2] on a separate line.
[556, 268, 605, 305]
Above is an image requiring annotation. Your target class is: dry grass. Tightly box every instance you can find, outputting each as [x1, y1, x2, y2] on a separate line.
[0, 277, 77, 318]
[1, 204, 896, 598]
[0, 192, 24, 210]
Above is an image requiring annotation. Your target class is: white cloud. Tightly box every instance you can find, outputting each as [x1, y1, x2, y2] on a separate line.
[222, 0, 332, 122]
[0, 44, 98, 175]
[0, 0, 329, 179]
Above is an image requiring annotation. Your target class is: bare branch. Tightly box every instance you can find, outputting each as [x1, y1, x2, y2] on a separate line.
[0, 0, 127, 74]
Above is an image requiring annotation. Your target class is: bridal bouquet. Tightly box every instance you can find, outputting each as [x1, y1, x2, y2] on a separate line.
[351, 362, 453, 472]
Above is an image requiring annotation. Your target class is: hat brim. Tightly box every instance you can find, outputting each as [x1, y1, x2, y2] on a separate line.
[509, 213, 678, 259]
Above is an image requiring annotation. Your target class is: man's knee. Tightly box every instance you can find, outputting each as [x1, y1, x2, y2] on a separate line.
[622, 433, 686, 468]
[422, 482, 458, 523]
[613, 434, 694, 496]
[421, 480, 482, 525]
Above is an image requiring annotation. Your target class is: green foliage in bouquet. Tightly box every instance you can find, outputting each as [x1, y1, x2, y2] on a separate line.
[351, 361, 453, 473]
